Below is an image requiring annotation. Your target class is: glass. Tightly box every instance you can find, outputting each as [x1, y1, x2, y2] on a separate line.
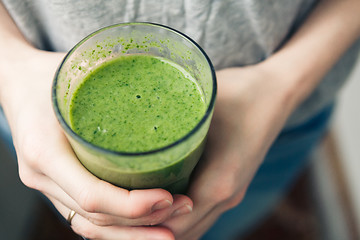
[52, 22, 216, 194]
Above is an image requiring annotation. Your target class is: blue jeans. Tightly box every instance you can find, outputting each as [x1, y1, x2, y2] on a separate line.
[0, 107, 15, 155]
[0, 105, 333, 238]
[201, 104, 334, 240]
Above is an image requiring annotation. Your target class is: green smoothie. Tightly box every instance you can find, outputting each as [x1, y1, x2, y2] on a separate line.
[69, 54, 206, 157]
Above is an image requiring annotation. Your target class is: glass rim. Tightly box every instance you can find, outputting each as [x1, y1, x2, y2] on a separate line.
[52, 22, 217, 156]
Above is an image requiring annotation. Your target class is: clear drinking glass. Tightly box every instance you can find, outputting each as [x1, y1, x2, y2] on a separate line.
[52, 22, 216, 194]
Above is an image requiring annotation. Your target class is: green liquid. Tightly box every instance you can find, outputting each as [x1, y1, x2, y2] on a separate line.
[69, 54, 206, 153]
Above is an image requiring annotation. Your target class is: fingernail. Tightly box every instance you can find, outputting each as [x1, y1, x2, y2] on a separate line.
[171, 204, 192, 217]
[152, 199, 172, 211]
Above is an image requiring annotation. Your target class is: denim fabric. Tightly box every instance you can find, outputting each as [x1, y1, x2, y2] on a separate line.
[0, 107, 15, 156]
[201, 104, 334, 240]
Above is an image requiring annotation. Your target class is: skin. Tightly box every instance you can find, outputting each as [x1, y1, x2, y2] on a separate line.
[0, 0, 359, 239]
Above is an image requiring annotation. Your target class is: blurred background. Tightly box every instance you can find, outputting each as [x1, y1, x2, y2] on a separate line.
[1, 55, 359, 239]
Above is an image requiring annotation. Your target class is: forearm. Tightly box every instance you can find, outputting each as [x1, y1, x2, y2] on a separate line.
[0, 2, 31, 47]
[0, 2, 38, 105]
[262, 0, 360, 114]
[0, 2, 66, 141]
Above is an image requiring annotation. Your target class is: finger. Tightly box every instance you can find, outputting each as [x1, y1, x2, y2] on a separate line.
[160, 197, 210, 236]
[165, 205, 222, 240]
[48, 196, 175, 240]
[172, 191, 245, 240]
[160, 196, 224, 240]
[96, 194, 193, 226]
[23, 156, 194, 227]
[161, 181, 246, 239]
[15, 102, 176, 220]
[39, 130, 178, 218]
[37, 171, 192, 227]
[120, 194, 193, 226]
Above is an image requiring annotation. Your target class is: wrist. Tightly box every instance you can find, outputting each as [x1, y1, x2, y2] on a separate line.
[256, 54, 313, 114]
[0, 48, 64, 131]
[244, 59, 304, 119]
[0, 44, 39, 104]
[256, 0, 360, 115]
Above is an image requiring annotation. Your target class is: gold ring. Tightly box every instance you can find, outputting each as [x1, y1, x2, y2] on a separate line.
[67, 209, 76, 225]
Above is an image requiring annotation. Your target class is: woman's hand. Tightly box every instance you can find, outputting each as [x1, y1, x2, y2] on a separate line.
[0, 48, 193, 240]
[160, 0, 360, 237]
[160, 63, 296, 240]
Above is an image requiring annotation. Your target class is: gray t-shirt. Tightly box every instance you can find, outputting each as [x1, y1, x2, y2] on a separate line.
[3, 0, 360, 128]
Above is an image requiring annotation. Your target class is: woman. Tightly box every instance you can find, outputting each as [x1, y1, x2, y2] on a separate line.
[0, 0, 359, 239]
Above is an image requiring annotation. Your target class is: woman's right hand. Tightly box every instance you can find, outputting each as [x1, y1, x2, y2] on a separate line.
[0, 45, 193, 240]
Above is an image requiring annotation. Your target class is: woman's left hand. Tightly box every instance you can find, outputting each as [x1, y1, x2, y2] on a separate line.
[161, 63, 297, 240]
